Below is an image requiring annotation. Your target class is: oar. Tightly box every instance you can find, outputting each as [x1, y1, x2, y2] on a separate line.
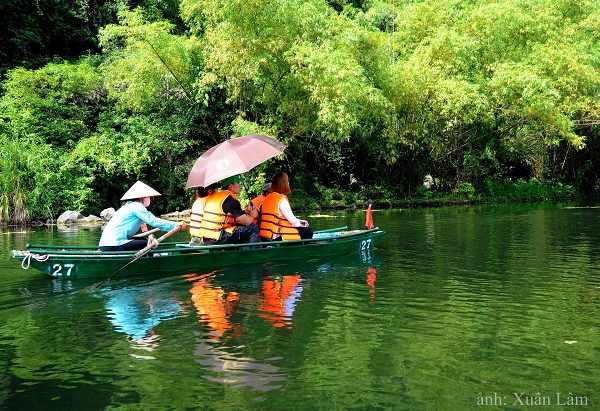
[79, 225, 183, 292]
[132, 227, 160, 238]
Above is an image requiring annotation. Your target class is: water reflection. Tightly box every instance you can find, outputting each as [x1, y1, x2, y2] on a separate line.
[104, 286, 186, 358]
[366, 267, 377, 303]
[184, 268, 309, 336]
[182, 261, 379, 392]
[424, 213, 435, 245]
[184, 271, 242, 340]
[258, 273, 303, 329]
[184, 268, 303, 391]
[194, 343, 286, 392]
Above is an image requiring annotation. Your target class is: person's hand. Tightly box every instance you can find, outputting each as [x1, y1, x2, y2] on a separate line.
[245, 203, 258, 219]
[178, 221, 187, 229]
[300, 220, 309, 227]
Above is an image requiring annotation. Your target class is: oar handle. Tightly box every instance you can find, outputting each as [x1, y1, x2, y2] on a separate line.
[133, 227, 161, 238]
[133, 225, 183, 260]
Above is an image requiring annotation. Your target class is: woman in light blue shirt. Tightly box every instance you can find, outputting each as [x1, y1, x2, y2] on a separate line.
[99, 181, 186, 251]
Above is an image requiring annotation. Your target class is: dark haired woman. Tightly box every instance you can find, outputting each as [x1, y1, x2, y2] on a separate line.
[259, 172, 313, 241]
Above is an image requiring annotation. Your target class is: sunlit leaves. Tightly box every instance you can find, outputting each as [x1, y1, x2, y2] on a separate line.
[184, 0, 394, 142]
[384, 0, 600, 182]
[99, 9, 201, 113]
[0, 61, 104, 146]
[486, 61, 583, 176]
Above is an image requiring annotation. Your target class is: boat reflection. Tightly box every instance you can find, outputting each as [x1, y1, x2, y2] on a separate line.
[183, 267, 304, 391]
[193, 344, 285, 391]
[27, 250, 381, 390]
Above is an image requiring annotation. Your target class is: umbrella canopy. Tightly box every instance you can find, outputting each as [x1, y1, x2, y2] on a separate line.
[185, 134, 286, 189]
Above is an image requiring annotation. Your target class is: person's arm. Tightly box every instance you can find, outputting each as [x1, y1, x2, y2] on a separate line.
[133, 202, 184, 232]
[279, 197, 308, 227]
[223, 198, 257, 226]
[236, 212, 257, 226]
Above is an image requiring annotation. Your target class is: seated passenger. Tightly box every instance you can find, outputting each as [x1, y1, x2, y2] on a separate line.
[99, 181, 186, 251]
[259, 172, 313, 241]
[189, 183, 220, 246]
[199, 175, 260, 245]
[250, 182, 272, 226]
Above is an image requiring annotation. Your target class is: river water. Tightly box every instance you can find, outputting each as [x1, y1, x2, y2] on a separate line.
[0, 204, 598, 410]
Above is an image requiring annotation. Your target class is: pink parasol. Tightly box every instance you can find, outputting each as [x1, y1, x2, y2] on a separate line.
[185, 134, 286, 189]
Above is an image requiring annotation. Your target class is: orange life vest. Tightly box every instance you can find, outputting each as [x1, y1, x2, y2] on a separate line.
[259, 193, 301, 241]
[251, 194, 266, 209]
[189, 196, 209, 237]
[250, 194, 266, 225]
[199, 190, 238, 240]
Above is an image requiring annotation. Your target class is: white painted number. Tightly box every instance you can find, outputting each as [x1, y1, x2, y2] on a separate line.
[51, 263, 75, 277]
[361, 239, 372, 250]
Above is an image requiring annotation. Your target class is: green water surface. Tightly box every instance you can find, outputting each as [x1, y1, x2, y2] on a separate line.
[0, 204, 598, 410]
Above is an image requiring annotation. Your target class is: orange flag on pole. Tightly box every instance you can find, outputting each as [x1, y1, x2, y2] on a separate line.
[365, 204, 374, 229]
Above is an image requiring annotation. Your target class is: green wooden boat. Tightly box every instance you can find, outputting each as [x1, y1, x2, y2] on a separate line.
[11, 227, 385, 279]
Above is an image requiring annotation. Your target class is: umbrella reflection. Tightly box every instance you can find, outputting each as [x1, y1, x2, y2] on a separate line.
[194, 344, 286, 392]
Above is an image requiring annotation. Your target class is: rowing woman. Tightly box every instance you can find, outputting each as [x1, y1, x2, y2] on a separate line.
[99, 181, 186, 252]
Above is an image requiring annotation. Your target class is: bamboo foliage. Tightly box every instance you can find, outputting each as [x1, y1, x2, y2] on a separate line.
[0, 140, 30, 224]
[1, 0, 600, 222]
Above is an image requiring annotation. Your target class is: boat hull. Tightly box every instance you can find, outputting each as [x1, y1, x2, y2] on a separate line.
[11, 229, 385, 279]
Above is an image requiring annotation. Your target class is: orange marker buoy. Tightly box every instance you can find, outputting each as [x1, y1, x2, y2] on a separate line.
[365, 204, 374, 229]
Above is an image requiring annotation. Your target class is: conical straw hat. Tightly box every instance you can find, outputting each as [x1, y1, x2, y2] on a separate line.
[120, 181, 162, 201]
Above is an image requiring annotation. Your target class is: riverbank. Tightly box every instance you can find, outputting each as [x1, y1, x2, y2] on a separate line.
[0, 177, 588, 227]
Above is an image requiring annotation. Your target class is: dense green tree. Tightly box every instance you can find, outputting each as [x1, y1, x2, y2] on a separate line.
[0, 0, 119, 80]
[180, 0, 396, 189]
[383, 0, 600, 188]
[2, 0, 600, 223]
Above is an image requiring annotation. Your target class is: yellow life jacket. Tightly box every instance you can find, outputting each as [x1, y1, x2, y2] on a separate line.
[259, 193, 301, 241]
[199, 190, 238, 240]
[189, 196, 209, 237]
